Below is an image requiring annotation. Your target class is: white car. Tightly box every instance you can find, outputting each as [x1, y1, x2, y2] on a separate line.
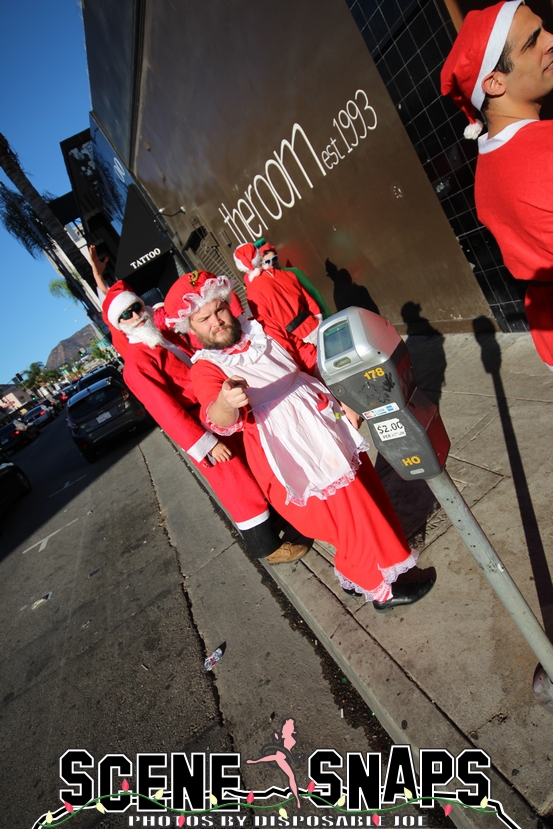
[23, 404, 54, 428]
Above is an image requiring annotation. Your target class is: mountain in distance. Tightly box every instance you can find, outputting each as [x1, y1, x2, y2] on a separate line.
[45, 324, 97, 369]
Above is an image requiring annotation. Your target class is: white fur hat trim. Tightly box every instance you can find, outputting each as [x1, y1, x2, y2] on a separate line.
[107, 291, 142, 329]
[471, 0, 523, 112]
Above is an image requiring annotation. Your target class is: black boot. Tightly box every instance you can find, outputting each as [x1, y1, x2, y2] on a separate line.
[373, 576, 435, 611]
[342, 586, 364, 597]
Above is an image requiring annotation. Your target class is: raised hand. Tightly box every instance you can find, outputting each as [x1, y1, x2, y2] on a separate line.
[221, 376, 250, 410]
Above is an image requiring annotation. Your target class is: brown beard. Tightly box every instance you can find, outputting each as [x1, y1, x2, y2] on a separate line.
[192, 316, 242, 350]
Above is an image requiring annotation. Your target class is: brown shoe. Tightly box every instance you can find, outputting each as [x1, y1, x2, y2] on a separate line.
[265, 542, 309, 564]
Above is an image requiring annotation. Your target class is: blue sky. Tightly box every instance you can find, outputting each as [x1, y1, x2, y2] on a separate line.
[0, 0, 92, 383]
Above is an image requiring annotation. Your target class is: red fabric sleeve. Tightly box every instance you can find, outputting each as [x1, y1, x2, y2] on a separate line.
[190, 360, 246, 433]
[295, 275, 323, 319]
[123, 349, 209, 453]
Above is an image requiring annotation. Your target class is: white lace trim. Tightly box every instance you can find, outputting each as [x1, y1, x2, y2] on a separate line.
[205, 405, 243, 436]
[191, 318, 268, 367]
[284, 442, 368, 507]
[335, 547, 419, 603]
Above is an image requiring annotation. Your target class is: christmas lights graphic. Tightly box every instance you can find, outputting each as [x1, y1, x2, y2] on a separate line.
[32, 722, 523, 829]
[31, 786, 521, 829]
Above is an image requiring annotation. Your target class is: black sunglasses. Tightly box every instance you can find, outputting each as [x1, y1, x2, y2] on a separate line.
[119, 301, 143, 321]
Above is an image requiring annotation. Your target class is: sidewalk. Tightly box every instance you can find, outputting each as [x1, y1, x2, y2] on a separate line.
[149, 328, 553, 828]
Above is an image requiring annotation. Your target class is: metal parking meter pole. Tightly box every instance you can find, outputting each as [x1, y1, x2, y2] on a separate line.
[317, 307, 553, 711]
[427, 469, 553, 710]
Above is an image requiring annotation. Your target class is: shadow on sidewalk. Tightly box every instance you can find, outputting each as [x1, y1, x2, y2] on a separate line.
[473, 316, 553, 639]
[401, 301, 447, 410]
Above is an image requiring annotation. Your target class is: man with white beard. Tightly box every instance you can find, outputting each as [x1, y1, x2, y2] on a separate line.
[102, 281, 308, 564]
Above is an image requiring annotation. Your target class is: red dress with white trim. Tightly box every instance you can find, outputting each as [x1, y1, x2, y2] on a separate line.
[190, 319, 416, 601]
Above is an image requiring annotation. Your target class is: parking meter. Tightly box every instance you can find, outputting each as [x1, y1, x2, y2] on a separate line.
[318, 307, 553, 712]
[317, 307, 449, 481]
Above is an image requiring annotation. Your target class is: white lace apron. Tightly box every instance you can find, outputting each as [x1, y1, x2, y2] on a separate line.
[192, 320, 370, 506]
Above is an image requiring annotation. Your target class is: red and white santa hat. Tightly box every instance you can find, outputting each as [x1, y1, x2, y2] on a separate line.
[233, 243, 263, 282]
[440, 0, 524, 139]
[164, 270, 232, 333]
[102, 281, 143, 330]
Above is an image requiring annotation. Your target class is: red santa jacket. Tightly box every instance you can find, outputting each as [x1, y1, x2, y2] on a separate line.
[475, 120, 553, 283]
[245, 268, 320, 372]
[122, 337, 213, 461]
[123, 335, 270, 525]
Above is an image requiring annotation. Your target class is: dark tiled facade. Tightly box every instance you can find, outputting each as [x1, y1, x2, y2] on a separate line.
[346, 0, 528, 332]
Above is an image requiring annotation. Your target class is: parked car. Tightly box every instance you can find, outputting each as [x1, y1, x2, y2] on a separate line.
[79, 365, 124, 388]
[23, 403, 55, 428]
[67, 377, 151, 462]
[42, 396, 64, 414]
[63, 382, 81, 403]
[64, 366, 126, 406]
[53, 389, 70, 406]
[0, 450, 31, 515]
[81, 366, 124, 392]
[0, 420, 39, 453]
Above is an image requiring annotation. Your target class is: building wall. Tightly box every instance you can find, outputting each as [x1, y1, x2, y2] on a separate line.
[85, 0, 493, 332]
[1, 388, 33, 411]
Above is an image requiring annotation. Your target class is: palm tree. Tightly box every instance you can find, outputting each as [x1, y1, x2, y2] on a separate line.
[49, 277, 79, 302]
[21, 362, 46, 393]
[0, 182, 48, 258]
[0, 132, 93, 284]
[89, 340, 108, 361]
[42, 368, 62, 385]
[66, 358, 86, 380]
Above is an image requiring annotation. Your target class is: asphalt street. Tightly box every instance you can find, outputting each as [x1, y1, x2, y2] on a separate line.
[1, 412, 435, 829]
[1, 415, 237, 827]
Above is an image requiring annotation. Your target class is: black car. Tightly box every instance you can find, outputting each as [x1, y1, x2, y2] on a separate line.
[80, 365, 124, 386]
[71, 366, 125, 398]
[67, 377, 151, 462]
[63, 382, 81, 402]
[42, 395, 64, 414]
[0, 449, 32, 515]
[0, 419, 39, 453]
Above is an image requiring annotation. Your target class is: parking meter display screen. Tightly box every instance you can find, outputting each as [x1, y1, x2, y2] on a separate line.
[323, 322, 354, 359]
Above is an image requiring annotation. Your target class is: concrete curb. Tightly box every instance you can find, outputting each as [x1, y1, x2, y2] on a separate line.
[262, 547, 538, 829]
[155, 428, 542, 829]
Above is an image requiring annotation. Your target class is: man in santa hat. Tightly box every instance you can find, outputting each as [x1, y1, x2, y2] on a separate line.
[257, 242, 332, 319]
[441, 0, 553, 369]
[88, 244, 245, 357]
[164, 270, 435, 610]
[233, 242, 322, 372]
[103, 279, 309, 564]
